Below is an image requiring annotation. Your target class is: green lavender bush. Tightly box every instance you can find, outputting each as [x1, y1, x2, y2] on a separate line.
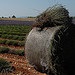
[0, 58, 13, 73]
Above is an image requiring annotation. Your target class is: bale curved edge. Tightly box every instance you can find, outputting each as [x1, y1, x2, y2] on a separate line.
[25, 24, 75, 75]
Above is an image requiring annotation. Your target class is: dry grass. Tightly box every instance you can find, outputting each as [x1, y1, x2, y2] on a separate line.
[33, 4, 72, 30]
[0, 18, 35, 21]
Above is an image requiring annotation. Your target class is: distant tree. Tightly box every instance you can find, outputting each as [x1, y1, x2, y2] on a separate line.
[9, 16, 11, 18]
[12, 15, 16, 18]
[2, 16, 4, 18]
[27, 16, 36, 18]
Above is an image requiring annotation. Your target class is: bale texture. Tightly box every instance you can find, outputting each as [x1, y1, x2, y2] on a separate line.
[25, 26, 63, 72]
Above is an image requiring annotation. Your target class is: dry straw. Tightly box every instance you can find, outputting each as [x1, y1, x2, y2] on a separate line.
[33, 4, 72, 30]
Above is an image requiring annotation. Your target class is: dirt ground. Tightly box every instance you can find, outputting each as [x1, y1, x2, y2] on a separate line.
[0, 44, 24, 50]
[0, 53, 47, 75]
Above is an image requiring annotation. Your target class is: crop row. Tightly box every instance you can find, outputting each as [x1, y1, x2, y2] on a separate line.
[0, 39, 25, 47]
[0, 46, 24, 56]
[0, 34, 25, 41]
[0, 31, 26, 36]
[0, 25, 31, 33]
[0, 20, 34, 25]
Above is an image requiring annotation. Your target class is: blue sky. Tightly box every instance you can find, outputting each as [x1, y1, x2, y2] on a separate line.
[0, 0, 75, 17]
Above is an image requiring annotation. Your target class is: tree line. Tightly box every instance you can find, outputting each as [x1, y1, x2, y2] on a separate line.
[0, 15, 16, 18]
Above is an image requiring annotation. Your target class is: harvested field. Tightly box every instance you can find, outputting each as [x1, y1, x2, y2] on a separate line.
[0, 53, 46, 75]
[0, 18, 35, 21]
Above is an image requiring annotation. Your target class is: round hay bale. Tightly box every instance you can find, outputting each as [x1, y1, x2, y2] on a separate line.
[25, 25, 75, 75]
[25, 4, 75, 75]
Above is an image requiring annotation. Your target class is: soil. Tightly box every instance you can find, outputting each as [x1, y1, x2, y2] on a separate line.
[0, 44, 24, 50]
[0, 53, 47, 75]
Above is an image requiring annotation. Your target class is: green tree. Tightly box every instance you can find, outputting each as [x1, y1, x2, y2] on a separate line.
[9, 16, 11, 18]
[12, 15, 16, 18]
[2, 16, 4, 18]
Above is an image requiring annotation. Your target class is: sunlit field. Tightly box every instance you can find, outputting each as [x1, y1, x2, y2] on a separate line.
[0, 18, 35, 21]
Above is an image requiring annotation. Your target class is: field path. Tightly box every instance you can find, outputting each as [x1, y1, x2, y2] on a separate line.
[0, 53, 46, 75]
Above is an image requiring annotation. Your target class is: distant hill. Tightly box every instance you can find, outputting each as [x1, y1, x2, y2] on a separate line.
[17, 16, 28, 18]
[17, 16, 36, 18]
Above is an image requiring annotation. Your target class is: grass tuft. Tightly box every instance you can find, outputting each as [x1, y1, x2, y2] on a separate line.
[0, 58, 13, 73]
